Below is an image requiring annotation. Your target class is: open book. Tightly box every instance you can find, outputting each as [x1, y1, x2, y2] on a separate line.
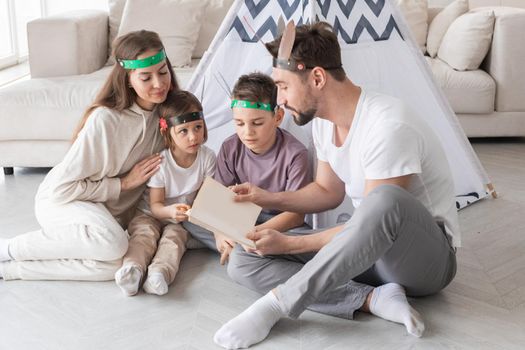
[188, 177, 261, 248]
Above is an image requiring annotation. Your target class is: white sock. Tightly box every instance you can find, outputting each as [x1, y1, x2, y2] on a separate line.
[115, 264, 143, 297]
[143, 272, 168, 296]
[369, 283, 425, 337]
[0, 238, 12, 262]
[214, 291, 285, 349]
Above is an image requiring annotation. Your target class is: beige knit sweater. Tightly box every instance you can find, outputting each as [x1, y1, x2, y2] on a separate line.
[37, 103, 165, 225]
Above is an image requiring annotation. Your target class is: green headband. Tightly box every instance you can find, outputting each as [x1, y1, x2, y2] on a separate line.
[231, 99, 273, 111]
[118, 49, 166, 69]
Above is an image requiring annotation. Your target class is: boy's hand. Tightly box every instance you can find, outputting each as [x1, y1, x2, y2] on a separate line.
[169, 203, 191, 222]
[231, 182, 272, 207]
[244, 228, 291, 256]
[214, 232, 235, 265]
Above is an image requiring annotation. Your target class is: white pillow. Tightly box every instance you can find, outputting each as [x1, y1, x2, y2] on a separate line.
[395, 0, 428, 53]
[426, 0, 469, 57]
[106, 0, 127, 65]
[117, 0, 206, 67]
[438, 11, 495, 71]
[193, 0, 235, 58]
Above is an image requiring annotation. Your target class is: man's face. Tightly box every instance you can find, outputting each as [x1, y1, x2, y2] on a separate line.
[272, 68, 317, 126]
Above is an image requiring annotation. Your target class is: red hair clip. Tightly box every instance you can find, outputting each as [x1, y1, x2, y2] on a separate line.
[159, 117, 168, 132]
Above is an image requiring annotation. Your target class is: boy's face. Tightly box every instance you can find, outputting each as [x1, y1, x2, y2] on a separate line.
[233, 107, 283, 154]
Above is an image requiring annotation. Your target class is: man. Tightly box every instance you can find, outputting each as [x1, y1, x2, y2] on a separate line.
[213, 22, 459, 349]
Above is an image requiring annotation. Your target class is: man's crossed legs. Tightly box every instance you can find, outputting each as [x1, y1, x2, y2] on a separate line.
[214, 185, 457, 349]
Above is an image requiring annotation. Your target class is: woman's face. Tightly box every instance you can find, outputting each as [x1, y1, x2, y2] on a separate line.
[128, 49, 171, 111]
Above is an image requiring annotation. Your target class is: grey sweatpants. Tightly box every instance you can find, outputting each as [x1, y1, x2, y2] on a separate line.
[227, 185, 457, 319]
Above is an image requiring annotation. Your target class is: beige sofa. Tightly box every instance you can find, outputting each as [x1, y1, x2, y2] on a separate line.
[1, 1, 524, 175]
[425, 5, 525, 137]
[0, 3, 230, 175]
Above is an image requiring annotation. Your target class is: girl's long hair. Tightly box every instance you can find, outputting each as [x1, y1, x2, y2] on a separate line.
[72, 30, 179, 141]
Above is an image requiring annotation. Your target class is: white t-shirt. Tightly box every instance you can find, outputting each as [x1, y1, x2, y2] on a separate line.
[137, 145, 216, 222]
[313, 90, 461, 247]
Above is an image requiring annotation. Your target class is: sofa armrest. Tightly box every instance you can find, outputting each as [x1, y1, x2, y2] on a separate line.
[28, 10, 108, 78]
[478, 7, 525, 112]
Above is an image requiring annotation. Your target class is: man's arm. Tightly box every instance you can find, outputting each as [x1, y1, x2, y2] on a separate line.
[246, 174, 415, 256]
[233, 160, 346, 214]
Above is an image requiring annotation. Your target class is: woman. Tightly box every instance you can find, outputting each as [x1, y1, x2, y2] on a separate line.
[0, 30, 179, 281]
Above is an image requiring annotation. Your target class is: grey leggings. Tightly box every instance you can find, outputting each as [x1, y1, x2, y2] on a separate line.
[227, 185, 457, 319]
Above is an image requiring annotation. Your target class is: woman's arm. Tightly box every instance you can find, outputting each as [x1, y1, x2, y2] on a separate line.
[49, 108, 161, 204]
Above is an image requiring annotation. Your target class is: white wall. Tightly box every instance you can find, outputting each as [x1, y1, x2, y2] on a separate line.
[45, 0, 108, 15]
[429, 0, 525, 8]
[429, 0, 454, 6]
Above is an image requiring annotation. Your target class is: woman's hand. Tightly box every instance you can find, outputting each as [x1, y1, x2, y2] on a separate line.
[214, 232, 236, 265]
[121, 154, 162, 191]
[168, 203, 191, 222]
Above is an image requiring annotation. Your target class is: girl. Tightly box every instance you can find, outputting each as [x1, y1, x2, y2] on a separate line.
[0, 30, 178, 281]
[115, 90, 216, 296]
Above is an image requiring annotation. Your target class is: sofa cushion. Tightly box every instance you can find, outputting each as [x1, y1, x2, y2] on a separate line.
[438, 11, 495, 71]
[395, 0, 428, 53]
[193, 0, 235, 58]
[426, 57, 495, 114]
[107, 0, 126, 64]
[117, 0, 206, 68]
[0, 63, 198, 141]
[108, 0, 234, 63]
[427, 0, 468, 57]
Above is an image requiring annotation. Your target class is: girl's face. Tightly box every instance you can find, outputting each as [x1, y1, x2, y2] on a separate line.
[169, 119, 205, 156]
[128, 49, 171, 111]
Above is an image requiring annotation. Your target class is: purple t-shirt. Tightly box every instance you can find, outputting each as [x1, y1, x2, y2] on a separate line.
[214, 128, 312, 214]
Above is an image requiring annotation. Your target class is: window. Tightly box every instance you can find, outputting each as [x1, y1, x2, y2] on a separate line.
[0, 0, 107, 70]
[0, 0, 16, 68]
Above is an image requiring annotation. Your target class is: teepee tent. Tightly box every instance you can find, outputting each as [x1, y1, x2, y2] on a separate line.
[187, 0, 493, 226]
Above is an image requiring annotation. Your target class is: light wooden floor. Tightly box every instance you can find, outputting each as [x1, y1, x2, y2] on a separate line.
[1, 138, 524, 350]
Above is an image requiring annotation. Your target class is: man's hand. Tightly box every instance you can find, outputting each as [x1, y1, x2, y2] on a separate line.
[168, 203, 190, 222]
[214, 233, 236, 265]
[121, 154, 163, 191]
[244, 228, 292, 256]
[231, 182, 272, 208]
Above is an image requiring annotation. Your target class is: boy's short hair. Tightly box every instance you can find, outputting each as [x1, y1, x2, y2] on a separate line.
[156, 90, 208, 149]
[232, 72, 278, 110]
[265, 22, 346, 82]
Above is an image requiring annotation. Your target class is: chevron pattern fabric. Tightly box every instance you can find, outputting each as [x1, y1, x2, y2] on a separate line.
[227, 0, 403, 44]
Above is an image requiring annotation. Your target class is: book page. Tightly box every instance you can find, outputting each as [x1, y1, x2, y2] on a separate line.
[188, 177, 261, 248]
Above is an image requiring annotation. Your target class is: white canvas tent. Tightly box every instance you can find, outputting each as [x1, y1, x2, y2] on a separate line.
[187, 0, 493, 227]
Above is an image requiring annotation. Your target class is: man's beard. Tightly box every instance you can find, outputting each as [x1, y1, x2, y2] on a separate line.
[293, 109, 316, 126]
[285, 104, 317, 126]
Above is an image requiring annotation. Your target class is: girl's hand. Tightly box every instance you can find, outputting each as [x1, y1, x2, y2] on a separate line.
[121, 154, 162, 191]
[169, 203, 191, 221]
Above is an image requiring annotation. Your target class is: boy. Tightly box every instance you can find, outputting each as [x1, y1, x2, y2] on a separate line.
[213, 72, 312, 258]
